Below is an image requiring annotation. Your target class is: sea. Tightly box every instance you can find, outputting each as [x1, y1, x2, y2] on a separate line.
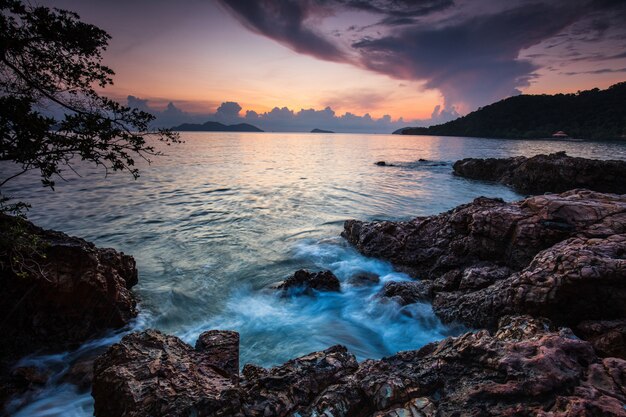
[2, 133, 626, 416]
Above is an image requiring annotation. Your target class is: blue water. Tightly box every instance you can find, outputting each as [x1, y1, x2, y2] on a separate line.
[2, 133, 626, 416]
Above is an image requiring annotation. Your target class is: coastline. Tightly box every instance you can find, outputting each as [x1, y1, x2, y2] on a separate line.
[3, 152, 626, 416]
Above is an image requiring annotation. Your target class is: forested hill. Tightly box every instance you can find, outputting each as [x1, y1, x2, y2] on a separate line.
[397, 82, 626, 140]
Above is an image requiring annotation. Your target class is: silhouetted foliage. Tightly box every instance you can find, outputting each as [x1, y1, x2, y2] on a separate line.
[399, 82, 626, 140]
[0, 0, 180, 213]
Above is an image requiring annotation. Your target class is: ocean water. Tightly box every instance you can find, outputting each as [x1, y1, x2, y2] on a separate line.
[2, 133, 626, 416]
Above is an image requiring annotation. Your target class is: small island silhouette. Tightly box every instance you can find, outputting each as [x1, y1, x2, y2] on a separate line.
[173, 121, 263, 132]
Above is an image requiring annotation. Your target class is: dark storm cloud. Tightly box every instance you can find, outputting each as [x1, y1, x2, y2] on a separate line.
[217, 0, 626, 111]
[562, 67, 626, 76]
[215, 0, 346, 62]
[352, 2, 584, 108]
[334, 0, 454, 25]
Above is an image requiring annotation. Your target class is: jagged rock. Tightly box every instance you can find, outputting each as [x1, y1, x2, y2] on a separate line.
[433, 234, 626, 329]
[346, 272, 380, 287]
[577, 319, 626, 360]
[239, 345, 359, 416]
[344, 189, 626, 279]
[91, 317, 626, 417]
[92, 329, 241, 417]
[274, 269, 340, 295]
[195, 330, 240, 377]
[453, 151, 626, 194]
[0, 215, 138, 361]
[377, 281, 432, 305]
[92, 330, 358, 417]
[344, 190, 626, 335]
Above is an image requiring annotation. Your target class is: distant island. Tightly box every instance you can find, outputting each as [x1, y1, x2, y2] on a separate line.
[311, 128, 334, 133]
[172, 121, 263, 132]
[395, 82, 626, 140]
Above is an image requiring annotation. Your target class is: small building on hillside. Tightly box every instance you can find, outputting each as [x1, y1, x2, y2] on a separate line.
[552, 130, 569, 138]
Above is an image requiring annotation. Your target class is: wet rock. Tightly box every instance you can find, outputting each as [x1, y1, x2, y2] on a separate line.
[377, 281, 432, 305]
[195, 330, 240, 377]
[577, 319, 626, 359]
[344, 189, 626, 279]
[64, 358, 97, 391]
[92, 330, 358, 417]
[0, 215, 138, 362]
[0, 366, 51, 414]
[302, 316, 626, 417]
[453, 151, 626, 194]
[375, 161, 394, 166]
[92, 317, 626, 417]
[92, 329, 241, 417]
[433, 234, 626, 329]
[346, 272, 380, 287]
[344, 190, 626, 334]
[240, 345, 359, 416]
[275, 269, 340, 295]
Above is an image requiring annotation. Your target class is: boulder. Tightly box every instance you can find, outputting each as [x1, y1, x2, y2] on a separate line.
[274, 269, 340, 295]
[453, 152, 626, 194]
[92, 329, 241, 417]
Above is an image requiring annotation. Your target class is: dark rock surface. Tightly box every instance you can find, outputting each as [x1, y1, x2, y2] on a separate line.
[453, 151, 626, 194]
[377, 281, 432, 305]
[343, 190, 626, 351]
[0, 215, 138, 360]
[196, 330, 240, 377]
[346, 271, 380, 286]
[577, 319, 626, 360]
[92, 316, 626, 417]
[92, 330, 241, 417]
[274, 269, 341, 295]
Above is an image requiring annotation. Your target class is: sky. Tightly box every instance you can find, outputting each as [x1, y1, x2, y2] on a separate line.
[40, 0, 626, 132]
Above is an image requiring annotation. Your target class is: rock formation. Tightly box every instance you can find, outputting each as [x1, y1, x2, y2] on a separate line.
[0, 215, 138, 360]
[343, 190, 626, 357]
[453, 152, 626, 194]
[92, 316, 626, 417]
[273, 269, 341, 295]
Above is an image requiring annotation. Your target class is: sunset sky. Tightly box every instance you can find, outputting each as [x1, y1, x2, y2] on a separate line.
[41, 0, 626, 132]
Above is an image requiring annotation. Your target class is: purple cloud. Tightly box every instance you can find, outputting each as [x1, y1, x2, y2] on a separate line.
[217, 0, 626, 112]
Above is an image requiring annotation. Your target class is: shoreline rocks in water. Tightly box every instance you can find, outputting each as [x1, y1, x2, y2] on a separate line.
[0, 215, 138, 360]
[272, 269, 341, 295]
[92, 316, 626, 416]
[0, 214, 139, 406]
[453, 151, 626, 194]
[343, 189, 626, 357]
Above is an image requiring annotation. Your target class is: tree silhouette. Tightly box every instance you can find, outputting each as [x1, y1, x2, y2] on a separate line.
[0, 0, 180, 213]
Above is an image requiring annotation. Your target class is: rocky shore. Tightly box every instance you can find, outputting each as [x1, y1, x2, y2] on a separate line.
[453, 152, 626, 194]
[92, 316, 626, 416]
[3, 153, 626, 416]
[0, 214, 138, 404]
[88, 187, 626, 417]
[343, 189, 626, 354]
